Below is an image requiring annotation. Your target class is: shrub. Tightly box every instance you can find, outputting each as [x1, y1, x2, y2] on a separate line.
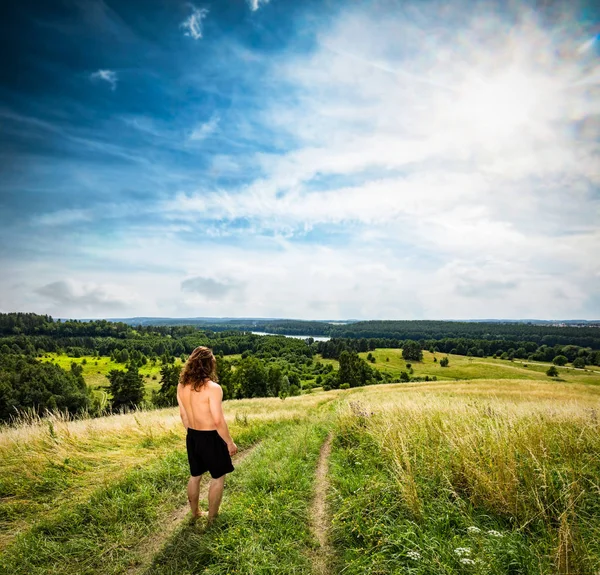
[440, 357, 450, 367]
[340, 383, 350, 390]
[546, 366, 559, 377]
[553, 355, 568, 366]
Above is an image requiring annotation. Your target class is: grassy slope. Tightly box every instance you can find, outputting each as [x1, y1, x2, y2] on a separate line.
[40, 353, 180, 394]
[0, 391, 340, 575]
[148, 418, 330, 575]
[359, 348, 600, 385]
[329, 381, 600, 574]
[2, 371, 600, 574]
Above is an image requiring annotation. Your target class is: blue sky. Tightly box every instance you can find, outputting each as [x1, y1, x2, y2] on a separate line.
[0, 0, 599, 320]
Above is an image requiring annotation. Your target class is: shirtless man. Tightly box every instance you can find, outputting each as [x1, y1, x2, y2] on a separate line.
[177, 346, 237, 524]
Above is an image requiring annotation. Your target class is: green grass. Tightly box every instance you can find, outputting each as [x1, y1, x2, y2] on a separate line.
[328, 384, 600, 574]
[0, 417, 286, 575]
[148, 418, 330, 575]
[359, 348, 600, 385]
[41, 353, 247, 399]
[2, 372, 600, 574]
[40, 353, 176, 395]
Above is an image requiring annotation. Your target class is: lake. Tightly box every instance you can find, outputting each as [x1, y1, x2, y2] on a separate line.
[251, 331, 331, 342]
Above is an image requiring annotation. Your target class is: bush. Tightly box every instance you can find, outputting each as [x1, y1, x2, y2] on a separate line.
[440, 357, 449, 367]
[340, 383, 350, 390]
[553, 355, 568, 366]
[546, 366, 559, 377]
[573, 357, 586, 369]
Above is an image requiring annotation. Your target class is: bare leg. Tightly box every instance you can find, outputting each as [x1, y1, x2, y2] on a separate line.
[187, 475, 203, 518]
[207, 475, 226, 523]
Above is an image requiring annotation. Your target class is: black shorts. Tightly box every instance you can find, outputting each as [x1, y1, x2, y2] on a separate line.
[186, 428, 235, 479]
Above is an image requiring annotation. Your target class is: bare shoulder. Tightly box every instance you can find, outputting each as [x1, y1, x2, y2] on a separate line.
[207, 380, 222, 392]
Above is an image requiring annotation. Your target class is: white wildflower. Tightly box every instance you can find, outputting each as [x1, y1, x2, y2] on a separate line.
[407, 550, 421, 560]
[454, 547, 471, 556]
[460, 558, 476, 565]
[467, 526, 481, 534]
[487, 529, 503, 537]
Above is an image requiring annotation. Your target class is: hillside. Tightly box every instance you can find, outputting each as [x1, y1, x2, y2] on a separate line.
[1, 379, 599, 574]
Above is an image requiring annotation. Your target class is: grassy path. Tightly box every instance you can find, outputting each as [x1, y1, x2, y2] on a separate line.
[145, 418, 330, 575]
[125, 442, 261, 575]
[309, 432, 334, 575]
[0, 420, 281, 575]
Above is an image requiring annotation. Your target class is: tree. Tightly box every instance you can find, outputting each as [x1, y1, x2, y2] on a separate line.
[0, 354, 91, 421]
[266, 365, 284, 397]
[553, 355, 568, 366]
[546, 366, 559, 377]
[233, 357, 267, 398]
[338, 351, 375, 388]
[402, 340, 423, 362]
[152, 364, 182, 407]
[572, 357, 586, 369]
[106, 366, 145, 411]
[216, 356, 234, 399]
[440, 357, 450, 367]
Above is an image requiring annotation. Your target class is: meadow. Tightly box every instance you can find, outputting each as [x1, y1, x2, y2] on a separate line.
[1, 371, 599, 574]
[355, 348, 600, 385]
[40, 353, 183, 394]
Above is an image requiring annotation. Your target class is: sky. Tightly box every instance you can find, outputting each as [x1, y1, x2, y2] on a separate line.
[0, 0, 599, 321]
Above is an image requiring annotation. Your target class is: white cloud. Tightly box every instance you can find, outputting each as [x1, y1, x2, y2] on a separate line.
[577, 36, 596, 54]
[181, 5, 209, 40]
[90, 69, 117, 90]
[5, 2, 599, 320]
[248, 0, 270, 12]
[189, 115, 219, 140]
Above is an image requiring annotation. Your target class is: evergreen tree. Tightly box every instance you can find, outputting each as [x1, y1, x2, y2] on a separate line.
[152, 363, 182, 407]
[106, 366, 145, 411]
[402, 340, 423, 361]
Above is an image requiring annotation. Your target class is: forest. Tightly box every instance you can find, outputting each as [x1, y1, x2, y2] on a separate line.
[1, 312, 599, 423]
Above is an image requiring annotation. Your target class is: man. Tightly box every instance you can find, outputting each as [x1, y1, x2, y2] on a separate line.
[177, 346, 238, 524]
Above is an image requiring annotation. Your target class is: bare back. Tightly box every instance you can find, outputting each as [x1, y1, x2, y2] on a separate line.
[177, 380, 219, 430]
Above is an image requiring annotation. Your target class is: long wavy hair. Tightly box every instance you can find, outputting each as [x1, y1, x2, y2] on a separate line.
[179, 346, 218, 391]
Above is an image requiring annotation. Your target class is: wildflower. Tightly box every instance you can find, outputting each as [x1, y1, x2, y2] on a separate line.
[407, 550, 421, 560]
[467, 526, 481, 534]
[460, 558, 476, 565]
[454, 547, 471, 557]
[487, 530, 503, 537]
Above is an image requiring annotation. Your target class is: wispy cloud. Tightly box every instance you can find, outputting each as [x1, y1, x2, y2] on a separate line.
[181, 5, 209, 40]
[90, 69, 117, 90]
[33, 209, 93, 227]
[248, 0, 270, 12]
[189, 115, 219, 140]
[577, 35, 597, 54]
[3, 0, 599, 320]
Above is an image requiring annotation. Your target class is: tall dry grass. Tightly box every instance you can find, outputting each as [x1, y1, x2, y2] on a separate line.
[332, 379, 600, 573]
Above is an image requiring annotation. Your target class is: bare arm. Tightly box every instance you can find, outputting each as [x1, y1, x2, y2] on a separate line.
[208, 384, 237, 454]
[176, 385, 190, 430]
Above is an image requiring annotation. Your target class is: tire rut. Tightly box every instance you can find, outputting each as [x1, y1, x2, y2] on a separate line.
[309, 432, 334, 575]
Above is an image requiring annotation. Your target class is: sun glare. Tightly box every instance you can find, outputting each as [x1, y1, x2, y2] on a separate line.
[456, 69, 543, 142]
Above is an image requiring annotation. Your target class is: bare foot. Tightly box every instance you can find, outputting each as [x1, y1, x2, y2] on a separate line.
[191, 510, 209, 523]
[206, 514, 218, 527]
